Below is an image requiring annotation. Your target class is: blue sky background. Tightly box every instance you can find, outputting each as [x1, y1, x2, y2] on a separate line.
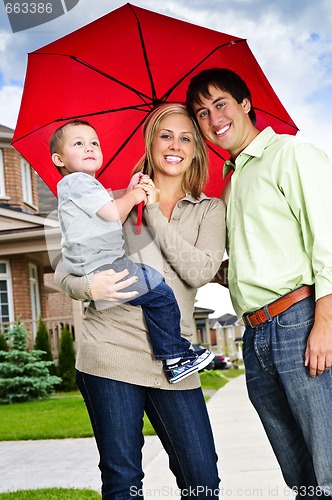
[1, 0, 331, 315]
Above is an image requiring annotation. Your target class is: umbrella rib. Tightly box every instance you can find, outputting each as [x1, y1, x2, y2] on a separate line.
[33, 52, 154, 105]
[254, 107, 299, 131]
[129, 4, 158, 103]
[11, 105, 152, 144]
[70, 56, 154, 104]
[96, 113, 151, 179]
[207, 143, 228, 162]
[160, 39, 247, 101]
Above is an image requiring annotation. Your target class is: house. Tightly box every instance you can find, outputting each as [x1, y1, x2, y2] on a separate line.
[0, 124, 78, 353]
[210, 313, 245, 360]
[194, 306, 215, 346]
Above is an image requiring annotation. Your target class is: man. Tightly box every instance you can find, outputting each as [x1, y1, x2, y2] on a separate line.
[186, 68, 332, 498]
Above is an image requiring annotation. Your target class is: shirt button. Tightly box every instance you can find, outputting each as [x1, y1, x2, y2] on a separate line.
[154, 379, 161, 386]
[164, 267, 169, 273]
[177, 202, 182, 208]
[172, 215, 180, 220]
[155, 360, 163, 367]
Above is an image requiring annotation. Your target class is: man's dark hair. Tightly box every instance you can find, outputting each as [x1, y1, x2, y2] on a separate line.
[186, 68, 256, 125]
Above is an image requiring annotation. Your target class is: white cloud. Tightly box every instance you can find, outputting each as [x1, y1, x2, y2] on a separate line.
[0, 84, 22, 129]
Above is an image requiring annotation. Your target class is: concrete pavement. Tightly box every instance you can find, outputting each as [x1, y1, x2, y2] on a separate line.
[0, 375, 295, 498]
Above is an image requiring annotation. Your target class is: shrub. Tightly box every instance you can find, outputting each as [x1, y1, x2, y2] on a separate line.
[57, 325, 76, 392]
[34, 317, 56, 374]
[0, 321, 61, 404]
[0, 333, 8, 350]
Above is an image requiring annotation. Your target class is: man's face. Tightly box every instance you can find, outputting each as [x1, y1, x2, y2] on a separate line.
[192, 84, 253, 159]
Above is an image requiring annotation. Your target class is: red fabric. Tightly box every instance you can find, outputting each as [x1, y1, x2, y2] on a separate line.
[12, 3, 298, 200]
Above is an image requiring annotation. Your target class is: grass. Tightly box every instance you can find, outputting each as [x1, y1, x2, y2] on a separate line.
[0, 488, 101, 499]
[0, 369, 244, 498]
[0, 368, 244, 441]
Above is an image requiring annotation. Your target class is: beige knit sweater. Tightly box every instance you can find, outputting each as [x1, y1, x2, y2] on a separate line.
[55, 194, 226, 390]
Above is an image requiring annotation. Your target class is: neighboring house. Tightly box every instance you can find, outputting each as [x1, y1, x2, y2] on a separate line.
[195, 306, 244, 360]
[210, 313, 245, 360]
[0, 124, 77, 354]
[194, 306, 215, 346]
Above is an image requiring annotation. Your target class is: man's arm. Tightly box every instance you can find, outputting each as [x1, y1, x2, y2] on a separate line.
[210, 259, 229, 288]
[305, 294, 332, 377]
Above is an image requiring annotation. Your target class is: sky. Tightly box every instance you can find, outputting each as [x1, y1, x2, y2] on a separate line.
[1, 0, 332, 317]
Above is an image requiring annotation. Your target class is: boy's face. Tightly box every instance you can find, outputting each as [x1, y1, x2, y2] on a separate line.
[52, 124, 103, 175]
[191, 84, 254, 159]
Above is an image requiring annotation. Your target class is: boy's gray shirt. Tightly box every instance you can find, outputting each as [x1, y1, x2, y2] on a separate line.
[57, 172, 125, 275]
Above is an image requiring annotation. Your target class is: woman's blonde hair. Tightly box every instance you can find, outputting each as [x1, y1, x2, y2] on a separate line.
[133, 103, 208, 199]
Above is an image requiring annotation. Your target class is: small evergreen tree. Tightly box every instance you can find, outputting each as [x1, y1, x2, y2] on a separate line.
[34, 317, 56, 374]
[0, 321, 61, 404]
[57, 325, 76, 392]
[0, 333, 8, 352]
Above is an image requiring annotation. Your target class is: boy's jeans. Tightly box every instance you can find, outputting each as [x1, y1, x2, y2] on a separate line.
[243, 295, 332, 499]
[96, 255, 191, 360]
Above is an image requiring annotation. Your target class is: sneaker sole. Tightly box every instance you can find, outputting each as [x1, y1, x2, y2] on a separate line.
[169, 351, 215, 384]
[196, 350, 214, 371]
[169, 364, 200, 384]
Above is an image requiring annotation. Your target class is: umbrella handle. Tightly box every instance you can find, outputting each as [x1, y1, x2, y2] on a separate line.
[134, 201, 144, 234]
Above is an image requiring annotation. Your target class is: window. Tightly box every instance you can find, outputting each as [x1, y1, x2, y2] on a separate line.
[0, 149, 5, 197]
[21, 158, 33, 205]
[29, 264, 41, 332]
[0, 261, 14, 324]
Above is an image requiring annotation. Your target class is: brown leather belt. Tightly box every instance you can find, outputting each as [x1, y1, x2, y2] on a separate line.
[243, 285, 315, 328]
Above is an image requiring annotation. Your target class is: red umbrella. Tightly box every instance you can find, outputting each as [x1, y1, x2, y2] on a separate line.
[12, 3, 298, 198]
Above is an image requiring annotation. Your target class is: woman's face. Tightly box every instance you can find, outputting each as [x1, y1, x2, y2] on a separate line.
[151, 113, 195, 179]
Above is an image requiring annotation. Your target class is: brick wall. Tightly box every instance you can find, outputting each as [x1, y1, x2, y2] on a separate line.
[8, 256, 47, 319]
[2, 147, 39, 212]
[44, 273, 73, 317]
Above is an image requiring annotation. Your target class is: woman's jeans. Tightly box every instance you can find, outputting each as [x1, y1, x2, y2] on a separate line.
[76, 370, 220, 500]
[95, 257, 191, 360]
[243, 296, 332, 499]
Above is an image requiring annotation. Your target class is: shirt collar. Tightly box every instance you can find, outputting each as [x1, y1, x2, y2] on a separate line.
[183, 192, 212, 204]
[223, 126, 276, 178]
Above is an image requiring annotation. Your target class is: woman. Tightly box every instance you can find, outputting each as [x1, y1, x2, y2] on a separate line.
[55, 103, 226, 499]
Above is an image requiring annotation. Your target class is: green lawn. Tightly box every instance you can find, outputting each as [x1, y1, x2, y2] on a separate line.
[0, 488, 101, 499]
[0, 369, 244, 499]
[0, 369, 244, 441]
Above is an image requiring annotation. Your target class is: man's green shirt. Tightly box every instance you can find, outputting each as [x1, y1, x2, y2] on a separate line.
[224, 127, 332, 317]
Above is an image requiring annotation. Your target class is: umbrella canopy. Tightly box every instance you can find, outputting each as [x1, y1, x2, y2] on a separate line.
[12, 2, 298, 198]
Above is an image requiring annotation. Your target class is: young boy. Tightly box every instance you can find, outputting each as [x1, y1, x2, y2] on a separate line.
[51, 120, 213, 383]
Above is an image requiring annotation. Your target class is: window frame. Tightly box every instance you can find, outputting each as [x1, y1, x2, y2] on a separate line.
[0, 260, 14, 324]
[21, 158, 34, 206]
[0, 149, 6, 198]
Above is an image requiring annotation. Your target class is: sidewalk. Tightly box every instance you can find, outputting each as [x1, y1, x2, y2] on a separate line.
[0, 375, 295, 498]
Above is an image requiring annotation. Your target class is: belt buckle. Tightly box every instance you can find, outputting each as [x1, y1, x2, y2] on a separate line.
[244, 314, 254, 329]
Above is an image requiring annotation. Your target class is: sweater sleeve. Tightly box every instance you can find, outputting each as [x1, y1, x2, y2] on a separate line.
[54, 259, 93, 300]
[143, 198, 226, 288]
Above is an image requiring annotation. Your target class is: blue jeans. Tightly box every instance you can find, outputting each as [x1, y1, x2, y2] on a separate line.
[96, 256, 191, 360]
[76, 370, 220, 500]
[242, 295, 332, 499]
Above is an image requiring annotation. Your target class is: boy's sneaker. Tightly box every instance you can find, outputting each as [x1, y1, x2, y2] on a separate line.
[166, 349, 214, 384]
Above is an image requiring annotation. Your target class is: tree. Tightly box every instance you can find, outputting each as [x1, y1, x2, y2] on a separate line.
[57, 325, 76, 392]
[0, 333, 8, 352]
[34, 317, 55, 374]
[0, 321, 61, 404]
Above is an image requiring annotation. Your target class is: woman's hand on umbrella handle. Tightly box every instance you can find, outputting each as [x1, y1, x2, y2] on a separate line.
[138, 178, 160, 204]
[89, 269, 139, 301]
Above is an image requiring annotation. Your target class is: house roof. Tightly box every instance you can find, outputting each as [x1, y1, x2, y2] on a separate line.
[210, 313, 239, 328]
[0, 124, 14, 134]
